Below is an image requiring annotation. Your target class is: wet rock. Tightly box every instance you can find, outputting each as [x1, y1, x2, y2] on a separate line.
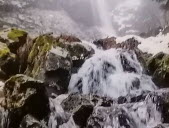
[93, 37, 116, 50]
[87, 106, 136, 128]
[87, 94, 166, 128]
[61, 93, 92, 113]
[19, 114, 47, 128]
[17, 36, 34, 73]
[61, 93, 115, 113]
[119, 37, 150, 73]
[147, 52, 169, 88]
[59, 34, 82, 43]
[94, 37, 148, 72]
[117, 37, 141, 50]
[61, 94, 116, 127]
[0, 42, 19, 80]
[45, 47, 72, 95]
[25, 35, 72, 95]
[73, 105, 93, 127]
[120, 53, 137, 73]
[0, 28, 28, 54]
[0, 28, 30, 74]
[147, 52, 165, 75]
[25, 34, 93, 95]
[3, 74, 49, 128]
[56, 35, 94, 73]
[58, 90, 169, 127]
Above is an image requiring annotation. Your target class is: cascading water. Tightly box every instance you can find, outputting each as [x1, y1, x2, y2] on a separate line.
[0, 0, 168, 128]
[47, 0, 168, 128]
[67, 47, 161, 128]
[90, 0, 116, 37]
[48, 45, 163, 128]
[69, 48, 157, 98]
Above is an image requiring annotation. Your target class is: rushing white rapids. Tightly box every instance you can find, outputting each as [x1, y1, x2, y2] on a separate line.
[48, 46, 162, 128]
[88, 96, 162, 128]
[69, 48, 156, 98]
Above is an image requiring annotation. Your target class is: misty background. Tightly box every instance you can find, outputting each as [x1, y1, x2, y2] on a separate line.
[0, 0, 168, 40]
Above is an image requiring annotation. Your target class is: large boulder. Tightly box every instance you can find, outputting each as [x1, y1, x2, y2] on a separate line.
[147, 52, 169, 88]
[0, 28, 31, 75]
[93, 37, 116, 50]
[60, 93, 116, 127]
[56, 35, 94, 73]
[25, 35, 72, 95]
[0, 28, 28, 54]
[25, 34, 94, 95]
[2, 74, 49, 128]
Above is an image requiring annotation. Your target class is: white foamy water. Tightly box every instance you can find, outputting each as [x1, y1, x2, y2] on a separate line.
[89, 97, 161, 128]
[117, 33, 169, 55]
[69, 48, 156, 98]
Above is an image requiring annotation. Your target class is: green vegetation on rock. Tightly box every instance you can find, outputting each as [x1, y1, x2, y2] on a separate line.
[3, 74, 49, 128]
[147, 52, 169, 87]
[7, 28, 27, 42]
[26, 35, 57, 78]
[0, 43, 10, 58]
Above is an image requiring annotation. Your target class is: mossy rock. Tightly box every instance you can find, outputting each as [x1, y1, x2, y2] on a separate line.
[7, 28, 27, 42]
[0, 42, 14, 75]
[147, 52, 165, 75]
[0, 42, 18, 79]
[0, 42, 10, 59]
[4, 74, 45, 108]
[25, 35, 73, 95]
[25, 35, 57, 78]
[147, 52, 169, 88]
[3, 74, 49, 128]
[25, 34, 94, 94]
[0, 28, 28, 53]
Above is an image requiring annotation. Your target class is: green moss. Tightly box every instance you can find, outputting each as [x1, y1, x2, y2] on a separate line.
[0, 43, 10, 57]
[7, 28, 27, 41]
[26, 35, 56, 77]
[0, 47, 10, 57]
[156, 56, 169, 78]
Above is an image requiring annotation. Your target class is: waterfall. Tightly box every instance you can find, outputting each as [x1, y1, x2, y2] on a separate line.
[0, 0, 168, 128]
[46, 0, 167, 127]
[67, 47, 161, 128]
[90, 0, 116, 37]
[69, 48, 156, 98]
[48, 46, 161, 128]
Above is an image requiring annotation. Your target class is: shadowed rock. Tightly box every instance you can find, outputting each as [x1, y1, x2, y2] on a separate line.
[2, 74, 49, 128]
